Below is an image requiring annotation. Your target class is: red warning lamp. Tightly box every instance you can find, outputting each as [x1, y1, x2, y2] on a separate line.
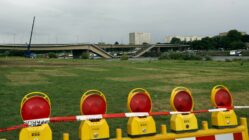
[20, 92, 52, 140]
[79, 90, 110, 140]
[210, 85, 237, 127]
[211, 86, 233, 108]
[170, 87, 198, 132]
[127, 88, 156, 136]
[20, 92, 51, 121]
[80, 90, 107, 115]
[129, 92, 152, 112]
[173, 91, 193, 112]
[170, 88, 194, 112]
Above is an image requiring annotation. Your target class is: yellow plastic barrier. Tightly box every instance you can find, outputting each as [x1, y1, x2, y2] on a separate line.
[127, 88, 156, 137]
[11, 86, 249, 140]
[211, 85, 238, 128]
[170, 87, 198, 132]
[111, 117, 249, 140]
[63, 133, 69, 140]
[79, 90, 110, 140]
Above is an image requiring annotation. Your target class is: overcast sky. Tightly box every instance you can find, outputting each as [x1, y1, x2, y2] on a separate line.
[0, 0, 248, 44]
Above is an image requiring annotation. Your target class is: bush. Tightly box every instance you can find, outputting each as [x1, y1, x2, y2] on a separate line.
[48, 52, 58, 58]
[204, 55, 212, 61]
[120, 53, 129, 60]
[232, 58, 242, 61]
[225, 59, 232, 62]
[159, 51, 202, 60]
[197, 51, 230, 56]
[4, 51, 10, 56]
[242, 51, 249, 56]
[81, 52, 89, 59]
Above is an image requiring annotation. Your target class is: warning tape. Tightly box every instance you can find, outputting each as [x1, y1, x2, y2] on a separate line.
[0, 106, 248, 132]
[0, 124, 28, 132]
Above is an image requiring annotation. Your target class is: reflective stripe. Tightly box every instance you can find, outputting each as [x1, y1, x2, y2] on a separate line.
[215, 133, 234, 140]
[233, 133, 243, 140]
[208, 108, 227, 112]
[176, 133, 242, 140]
[125, 112, 149, 117]
[24, 118, 50, 126]
[196, 135, 215, 140]
[170, 111, 190, 115]
[234, 106, 249, 109]
[76, 115, 102, 121]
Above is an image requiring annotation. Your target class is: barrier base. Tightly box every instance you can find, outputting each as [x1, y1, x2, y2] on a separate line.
[19, 124, 52, 140]
[170, 113, 198, 132]
[211, 110, 238, 127]
[79, 119, 109, 140]
[127, 116, 156, 137]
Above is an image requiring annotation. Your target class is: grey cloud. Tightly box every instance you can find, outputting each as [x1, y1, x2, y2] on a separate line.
[0, 0, 248, 44]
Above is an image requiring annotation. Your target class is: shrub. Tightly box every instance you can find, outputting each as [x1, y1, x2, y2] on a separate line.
[225, 59, 232, 62]
[81, 52, 89, 59]
[242, 51, 249, 56]
[48, 52, 58, 58]
[159, 51, 202, 60]
[4, 51, 10, 56]
[204, 55, 212, 61]
[120, 53, 129, 60]
[232, 58, 242, 61]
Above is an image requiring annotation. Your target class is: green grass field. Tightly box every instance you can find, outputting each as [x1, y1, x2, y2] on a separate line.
[0, 57, 249, 139]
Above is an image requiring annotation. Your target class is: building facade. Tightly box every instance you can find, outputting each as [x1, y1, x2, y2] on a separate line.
[129, 32, 151, 45]
[219, 31, 247, 36]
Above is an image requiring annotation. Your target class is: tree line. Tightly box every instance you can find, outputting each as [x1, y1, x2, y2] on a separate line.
[170, 30, 249, 50]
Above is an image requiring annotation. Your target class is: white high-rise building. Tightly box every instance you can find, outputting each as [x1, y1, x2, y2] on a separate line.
[129, 32, 151, 45]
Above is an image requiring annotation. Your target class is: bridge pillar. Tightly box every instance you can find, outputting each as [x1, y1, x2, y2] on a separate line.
[157, 47, 161, 54]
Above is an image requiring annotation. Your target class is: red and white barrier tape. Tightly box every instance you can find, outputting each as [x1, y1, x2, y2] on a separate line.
[0, 106, 248, 132]
[20, 107, 242, 126]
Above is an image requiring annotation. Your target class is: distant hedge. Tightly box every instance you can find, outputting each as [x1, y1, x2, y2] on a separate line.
[48, 52, 58, 58]
[159, 51, 202, 60]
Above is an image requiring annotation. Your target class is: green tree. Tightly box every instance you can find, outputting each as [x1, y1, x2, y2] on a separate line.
[201, 37, 215, 50]
[227, 30, 243, 41]
[242, 35, 249, 42]
[219, 36, 230, 50]
[170, 37, 181, 44]
[229, 41, 246, 50]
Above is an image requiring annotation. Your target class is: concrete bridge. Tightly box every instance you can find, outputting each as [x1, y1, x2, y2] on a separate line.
[0, 44, 189, 58]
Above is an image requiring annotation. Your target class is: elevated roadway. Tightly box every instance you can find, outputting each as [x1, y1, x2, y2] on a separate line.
[0, 44, 189, 58]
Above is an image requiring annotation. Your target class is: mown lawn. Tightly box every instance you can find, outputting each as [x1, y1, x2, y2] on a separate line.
[0, 57, 249, 139]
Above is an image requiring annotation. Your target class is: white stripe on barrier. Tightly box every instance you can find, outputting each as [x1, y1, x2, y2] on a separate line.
[208, 108, 227, 112]
[24, 118, 50, 126]
[215, 133, 234, 140]
[175, 133, 239, 140]
[125, 112, 149, 117]
[76, 115, 103, 121]
[170, 111, 191, 115]
[234, 106, 249, 109]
